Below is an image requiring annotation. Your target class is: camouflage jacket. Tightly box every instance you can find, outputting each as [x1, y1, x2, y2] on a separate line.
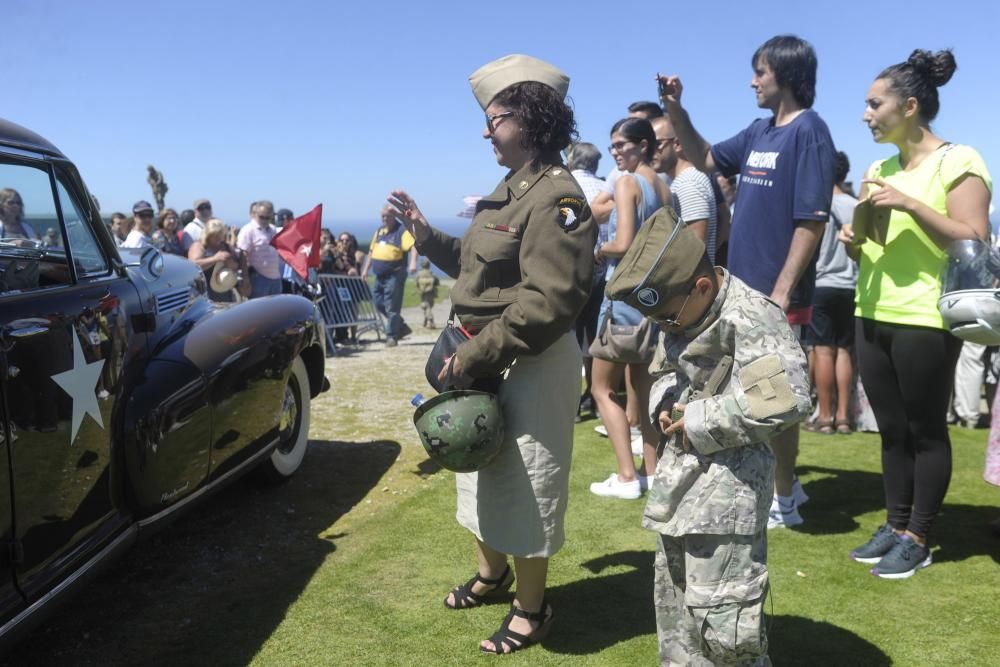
[643, 270, 811, 536]
[414, 268, 438, 296]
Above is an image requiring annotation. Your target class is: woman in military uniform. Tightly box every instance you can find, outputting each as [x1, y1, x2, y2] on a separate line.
[387, 54, 596, 655]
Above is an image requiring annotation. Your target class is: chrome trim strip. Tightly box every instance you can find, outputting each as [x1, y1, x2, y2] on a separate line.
[155, 289, 190, 314]
[1, 525, 137, 637]
[136, 439, 277, 528]
[0, 145, 48, 160]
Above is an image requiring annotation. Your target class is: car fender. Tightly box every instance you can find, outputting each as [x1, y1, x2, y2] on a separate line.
[119, 294, 325, 517]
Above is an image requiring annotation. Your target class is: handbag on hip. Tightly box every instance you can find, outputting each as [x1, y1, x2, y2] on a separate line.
[425, 311, 473, 392]
[425, 309, 504, 394]
[588, 303, 656, 365]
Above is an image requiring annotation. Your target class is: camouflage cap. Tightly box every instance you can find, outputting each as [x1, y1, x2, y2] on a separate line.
[469, 54, 569, 110]
[605, 206, 706, 315]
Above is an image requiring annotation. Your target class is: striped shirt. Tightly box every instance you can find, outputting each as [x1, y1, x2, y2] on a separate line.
[671, 166, 718, 264]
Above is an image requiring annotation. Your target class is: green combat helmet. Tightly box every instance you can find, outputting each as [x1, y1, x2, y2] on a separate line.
[413, 390, 505, 472]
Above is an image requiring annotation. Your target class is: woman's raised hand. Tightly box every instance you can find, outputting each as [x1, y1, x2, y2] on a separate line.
[387, 190, 430, 240]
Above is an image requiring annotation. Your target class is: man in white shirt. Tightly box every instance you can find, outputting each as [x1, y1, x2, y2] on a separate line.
[237, 200, 282, 298]
[121, 200, 155, 249]
[182, 198, 212, 250]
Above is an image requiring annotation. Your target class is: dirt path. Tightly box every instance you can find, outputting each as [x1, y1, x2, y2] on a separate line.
[308, 295, 455, 524]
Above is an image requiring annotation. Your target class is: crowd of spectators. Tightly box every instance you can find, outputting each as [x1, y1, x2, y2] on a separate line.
[102, 198, 373, 304]
[566, 40, 993, 581]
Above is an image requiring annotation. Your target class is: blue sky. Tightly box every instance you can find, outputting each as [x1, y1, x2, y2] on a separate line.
[3, 1, 996, 226]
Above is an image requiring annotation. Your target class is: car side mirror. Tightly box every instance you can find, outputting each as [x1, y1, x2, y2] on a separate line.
[125, 247, 164, 280]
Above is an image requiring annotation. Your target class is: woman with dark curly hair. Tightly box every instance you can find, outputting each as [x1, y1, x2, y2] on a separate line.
[387, 55, 596, 654]
[841, 49, 992, 578]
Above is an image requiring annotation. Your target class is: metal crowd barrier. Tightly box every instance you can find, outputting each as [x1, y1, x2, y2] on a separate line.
[315, 273, 385, 353]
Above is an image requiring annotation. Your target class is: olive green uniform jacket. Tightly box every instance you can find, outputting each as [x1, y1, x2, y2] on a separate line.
[416, 161, 596, 377]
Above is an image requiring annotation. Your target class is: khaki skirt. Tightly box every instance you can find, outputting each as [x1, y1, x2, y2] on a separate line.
[455, 332, 581, 558]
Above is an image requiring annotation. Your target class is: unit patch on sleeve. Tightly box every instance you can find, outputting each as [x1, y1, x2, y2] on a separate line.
[557, 196, 584, 232]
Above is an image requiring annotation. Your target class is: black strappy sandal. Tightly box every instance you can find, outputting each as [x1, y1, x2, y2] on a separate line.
[480, 600, 553, 655]
[443, 564, 514, 610]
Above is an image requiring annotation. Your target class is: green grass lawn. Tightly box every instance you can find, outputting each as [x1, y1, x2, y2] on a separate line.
[252, 425, 1000, 666]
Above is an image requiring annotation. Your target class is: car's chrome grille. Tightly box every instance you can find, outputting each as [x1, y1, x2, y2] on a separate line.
[155, 287, 190, 314]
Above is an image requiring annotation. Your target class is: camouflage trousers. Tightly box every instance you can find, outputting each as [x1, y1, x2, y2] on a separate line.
[420, 297, 435, 325]
[654, 531, 770, 666]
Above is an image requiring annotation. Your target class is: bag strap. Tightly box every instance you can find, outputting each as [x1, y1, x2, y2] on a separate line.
[932, 142, 986, 241]
[689, 354, 733, 402]
[935, 142, 956, 181]
[634, 172, 646, 223]
[704, 355, 733, 396]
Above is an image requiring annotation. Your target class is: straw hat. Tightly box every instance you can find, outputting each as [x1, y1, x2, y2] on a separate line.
[210, 262, 238, 293]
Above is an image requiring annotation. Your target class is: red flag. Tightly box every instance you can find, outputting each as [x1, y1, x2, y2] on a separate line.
[271, 204, 322, 279]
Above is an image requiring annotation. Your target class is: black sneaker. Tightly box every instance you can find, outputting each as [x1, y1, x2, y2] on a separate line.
[399, 322, 413, 339]
[850, 524, 899, 563]
[870, 534, 932, 579]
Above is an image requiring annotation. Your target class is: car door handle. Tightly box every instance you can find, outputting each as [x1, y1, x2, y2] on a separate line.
[80, 287, 112, 301]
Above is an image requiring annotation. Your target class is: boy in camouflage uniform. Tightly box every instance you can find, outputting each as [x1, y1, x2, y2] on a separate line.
[414, 258, 439, 328]
[606, 207, 811, 666]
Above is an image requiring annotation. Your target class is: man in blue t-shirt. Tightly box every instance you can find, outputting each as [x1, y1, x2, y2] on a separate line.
[658, 34, 836, 530]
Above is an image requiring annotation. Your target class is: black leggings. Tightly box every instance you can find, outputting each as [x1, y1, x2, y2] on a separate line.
[855, 318, 962, 539]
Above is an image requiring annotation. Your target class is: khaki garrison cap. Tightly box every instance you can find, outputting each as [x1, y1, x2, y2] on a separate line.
[605, 206, 707, 316]
[469, 54, 570, 109]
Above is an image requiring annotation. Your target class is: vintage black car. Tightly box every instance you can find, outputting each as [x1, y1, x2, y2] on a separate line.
[0, 118, 328, 649]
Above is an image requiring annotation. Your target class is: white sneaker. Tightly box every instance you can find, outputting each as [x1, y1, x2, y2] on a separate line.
[767, 496, 803, 529]
[631, 432, 644, 456]
[792, 477, 809, 506]
[595, 424, 641, 439]
[590, 473, 641, 499]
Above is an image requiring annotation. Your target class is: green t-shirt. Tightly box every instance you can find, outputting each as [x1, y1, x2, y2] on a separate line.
[855, 144, 993, 329]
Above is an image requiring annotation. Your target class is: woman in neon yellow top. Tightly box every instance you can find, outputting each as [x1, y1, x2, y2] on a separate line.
[839, 49, 992, 580]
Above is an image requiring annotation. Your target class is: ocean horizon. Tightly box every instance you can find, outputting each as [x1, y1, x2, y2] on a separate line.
[319, 218, 474, 245]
